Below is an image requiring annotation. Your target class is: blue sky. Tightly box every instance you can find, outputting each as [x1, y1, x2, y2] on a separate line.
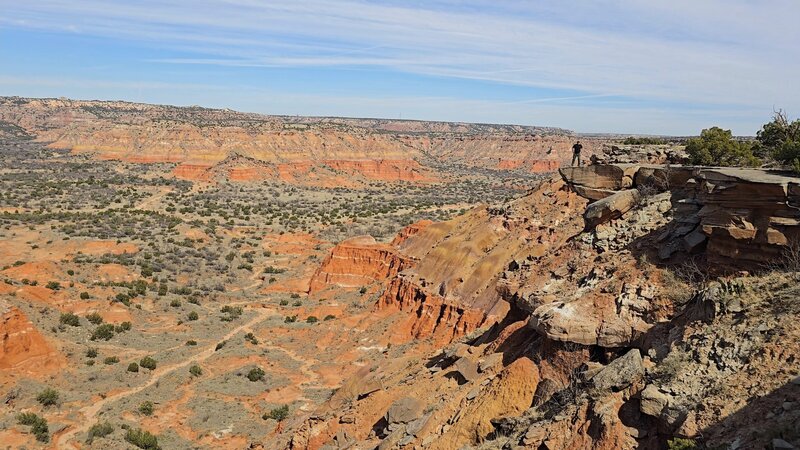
[1, 0, 798, 135]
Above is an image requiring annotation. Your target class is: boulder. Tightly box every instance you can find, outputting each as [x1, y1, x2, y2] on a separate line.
[386, 397, 425, 425]
[453, 356, 480, 382]
[590, 349, 644, 391]
[639, 384, 671, 417]
[532, 378, 562, 407]
[584, 189, 641, 229]
[560, 165, 636, 190]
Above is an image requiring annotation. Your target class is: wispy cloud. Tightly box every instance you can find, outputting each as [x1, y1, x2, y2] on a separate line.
[1, 0, 798, 132]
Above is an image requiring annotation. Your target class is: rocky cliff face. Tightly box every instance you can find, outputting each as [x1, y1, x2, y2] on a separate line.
[290, 164, 800, 450]
[0, 97, 596, 185]
[308, 236, 413, 294]
[0, 299, 61, 382]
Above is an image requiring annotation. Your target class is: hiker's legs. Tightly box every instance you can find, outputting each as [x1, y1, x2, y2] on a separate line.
[572, 153, 581, 166]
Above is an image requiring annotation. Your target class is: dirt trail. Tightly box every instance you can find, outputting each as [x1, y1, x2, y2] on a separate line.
[134, 187, 172, 210]
[53, 308, 274, 449]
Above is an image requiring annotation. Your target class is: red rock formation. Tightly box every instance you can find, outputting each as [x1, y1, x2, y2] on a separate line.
[0, 302, 58, 370]
[377, 276, 487, 344]
[322, 159, 433, 182]
[390, 220, 433, 246]
[308, 236, 412, 294]
[173, 163, 213, 181]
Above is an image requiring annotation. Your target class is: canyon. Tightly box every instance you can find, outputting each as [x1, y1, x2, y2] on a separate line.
[0, 98, 795, 450]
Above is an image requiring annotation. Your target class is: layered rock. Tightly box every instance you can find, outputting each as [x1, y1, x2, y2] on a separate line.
[308, 236, 412, 294]
[561, 164, 800, 268]
[0, 301, 58, 371]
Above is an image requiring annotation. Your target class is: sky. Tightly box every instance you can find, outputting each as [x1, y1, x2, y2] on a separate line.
[1, 1, 799, 135]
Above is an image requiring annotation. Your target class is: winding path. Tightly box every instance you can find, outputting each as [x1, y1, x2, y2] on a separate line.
[54, 308, 274, 448]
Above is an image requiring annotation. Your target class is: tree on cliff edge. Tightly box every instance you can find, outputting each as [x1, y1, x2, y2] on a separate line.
[685, 126, 760, 167]
[755, 110, 800, 172]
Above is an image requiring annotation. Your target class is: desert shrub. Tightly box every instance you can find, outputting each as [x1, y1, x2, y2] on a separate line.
[169, 299, 181, 307]
[279, 299, 289, 306]
[186, 339, 197, 346]
[263, 404, 289, 422]
[138, 401, 154, 416]
[36, 388, 59, 406]
[324, 314, 336, 321]
[290, 293, 300, 299]
[244, 332, 259, 344]
[189, 365, 203, 377]
[247, 366, 265, 382]
[284, 315, 297, 323]
[306, 316, 318, 323]
[115, 321, 132, 333]
[80, 291, 91, 300]
[127, 362, 139, 372]
[685, 127, 759, 167]
[263, 266, 286, 274]
[46, 281, 61, 290]
[359, 286, 367, 294]
[104, 356, 119, 364]
[17, 412, 49, 442]
[125, 427, 159, 449]
[755, 110, 800, 171]
[86, 312, 104, 325]
[623, 136, 667, 145]
[139, 356, 157, 370]
[86, 347, 98, 358]
[187, 311, 199, 321]
[667, 438, 697, 450]
[91, 324, 115, 341]
[292, 300, 302, 307]
[86, 421, 115, 444]
[59, 312, 81, 327]
[215, 340, 227, 351]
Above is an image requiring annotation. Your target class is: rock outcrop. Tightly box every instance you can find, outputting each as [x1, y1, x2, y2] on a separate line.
[0, 301, 60, 375]
[308, 236, 412, 294]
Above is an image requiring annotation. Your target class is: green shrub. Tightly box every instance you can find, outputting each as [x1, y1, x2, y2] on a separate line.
[139, 356, 157, 370]
[86, 312, 104, 325]
[215, 340, 226, 351]
[359, 286, 367, 294]
[36, 388, 59, 406]
[186, 339, 197, 346]
[124, 427, 159, 449]
[91, 324, 115, 341]
[104, 356, 119, 364]
[306, 316, 318, 323]
[290, 293, 300, 299]
[685, 126, 759, 167]
[138, 401, 154, 416]
[247, 366, 266, 382]
[324, 314, 336, 321]
[127, 362, 139, 372]
[187, 311, 199, 321]
[169, 299, 181, 307]
[279, 299, 289, 306]
[189, 365, 203, 377]
[86, 347, 98, 358]
[756, 110, 800, 171]
[46, 281, 61, 290]
[284, 315, 297, 323]
[263, 404, 289, 422]
[17, 412, 49, 442]
[80, 291, 91, 300]
[623, 136, 667, 145]
[115, 321, 132, 333]
[59, 312, 81, 327]
[86, 421, 115, 444]
[667, 438, 698, 450]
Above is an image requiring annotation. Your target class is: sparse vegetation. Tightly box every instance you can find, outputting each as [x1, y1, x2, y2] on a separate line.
[263, 404, 289, 422]
[36, 387, 59, 406]
[91, 323, 116, 340]
[189, 364, 203, 377]
[247, 366, 266, 382]
[86, 312, 104, 325]
[685, 126, 759, 167]
[17, 412, 49, 442]
[138, 400, 154, 416]
[139, 356, 157, 370]
[59, 312, 81, 327]
[127, 362, 139, 372]
[104, 356, 120, 364]
[86, 421, 115, 444]
[125, 427, 160, 449]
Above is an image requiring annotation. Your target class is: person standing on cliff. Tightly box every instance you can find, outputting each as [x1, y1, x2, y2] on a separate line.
[571, 141, 583, 166]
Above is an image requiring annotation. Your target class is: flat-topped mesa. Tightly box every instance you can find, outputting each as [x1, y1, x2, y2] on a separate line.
[560, 164, 800, 268]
